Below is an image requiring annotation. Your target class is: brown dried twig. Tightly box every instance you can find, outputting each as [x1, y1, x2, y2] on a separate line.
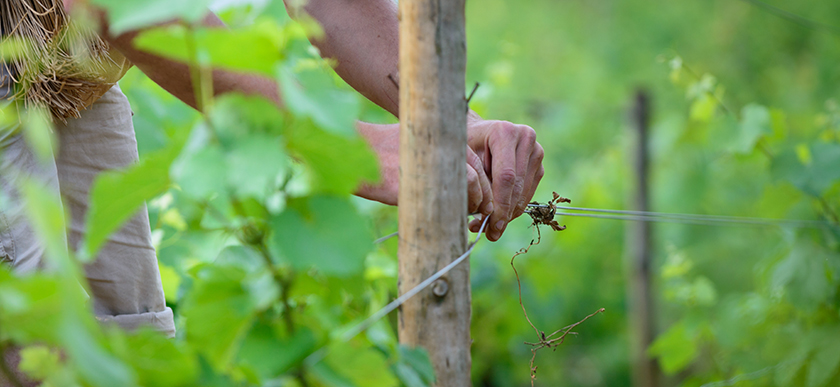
[513, 192, 605, 386]
[524, 308, 605, 386]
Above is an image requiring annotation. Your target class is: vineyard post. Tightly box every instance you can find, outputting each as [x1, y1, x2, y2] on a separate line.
[397, 0, 471, 386]
[626, 90, 660, 387]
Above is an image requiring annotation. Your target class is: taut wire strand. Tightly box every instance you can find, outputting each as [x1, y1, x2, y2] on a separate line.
[526, 204, 830, 229]
[340, 215, 491, 342]
[303, 216, 491, 368]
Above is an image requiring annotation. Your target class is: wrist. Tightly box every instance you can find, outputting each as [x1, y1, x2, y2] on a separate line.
[467, 109, 483, 124]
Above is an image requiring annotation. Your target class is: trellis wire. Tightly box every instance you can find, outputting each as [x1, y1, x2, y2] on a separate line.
[303, 216, 490, 367]
[340, 215, 490, 342]
[308, 204, 830, 367]
[738, 0, 840, 37]
[527, 204, 831, 229]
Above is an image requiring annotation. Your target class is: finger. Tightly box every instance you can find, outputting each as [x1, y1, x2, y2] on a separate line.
[469, 215, 483, 233]
[488, 124, 537, 241]
[466, 164, 484, 214]
[508, 125, 536, 219]
[467, 147, 494, 215]
[486, 128, 518, 241]
[513, 142, 545, 219]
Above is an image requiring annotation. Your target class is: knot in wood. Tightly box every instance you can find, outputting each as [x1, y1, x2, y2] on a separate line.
[432, 278, 449, 297]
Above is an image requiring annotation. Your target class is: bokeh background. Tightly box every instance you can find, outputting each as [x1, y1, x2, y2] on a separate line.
[8, 0, 836, 386]
[120, 0, 840, 386]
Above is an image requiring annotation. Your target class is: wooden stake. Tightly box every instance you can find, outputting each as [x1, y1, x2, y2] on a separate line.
[397, 0, 470, 386]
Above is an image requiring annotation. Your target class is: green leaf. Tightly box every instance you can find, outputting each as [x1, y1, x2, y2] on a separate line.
[648, 322, 697, 374]
[20, 180, 70, 267]
[689, 93, 717, 123]
[225, 134, 287, 200]
[210, 94, 286, 143]
[237, 324, 316, 379]
[776, 353, 807, 387]
[18, 345, 62, 380]
[61, 321, 138, 387]
[91, 0, 214, 35]
[771, 238, 831, 310]
[771, 142, 840, 197]
[399, 346, 435, 386]
[85, 130, 187, 259]
[733, 104, 772, 154]
[268, 195, 374, 277]
[181, 262, 261, 369]
[20, 107, 57, 163]
[310, 361, 357, 387]
[118, 329, 199, 387]
[392, 363, 427, 387]
[171, 145, 228, 200]
[278, 63, 361, 137]
[807, 332, 840, 387]
[284, 121, 379, 196]
[691, 276, 718, 306]
[322, 342, 398, 387]
[133, 21, 286, 77]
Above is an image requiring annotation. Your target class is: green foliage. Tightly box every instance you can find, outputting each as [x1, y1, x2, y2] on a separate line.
[648, 322, 698, 375]
[268, 195, 373, 277]
[2, 1, 840, 386]
[284, 120, 379, 196]
[91, 0, 214, 35]
[134, 21, 288, 77]
[2, 3, 411, 387]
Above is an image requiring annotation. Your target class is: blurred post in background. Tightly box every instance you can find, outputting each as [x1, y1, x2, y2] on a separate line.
[626, 90, 660, 387]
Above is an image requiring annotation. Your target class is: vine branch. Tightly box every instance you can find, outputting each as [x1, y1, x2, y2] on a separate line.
[514, 192, 605, 386]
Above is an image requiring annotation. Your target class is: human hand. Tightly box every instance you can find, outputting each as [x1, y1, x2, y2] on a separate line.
[355, 122, 493, 215]
[466, 116, 545, 241]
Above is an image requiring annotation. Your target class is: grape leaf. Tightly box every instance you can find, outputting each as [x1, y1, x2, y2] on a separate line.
[268, 195, 373, 277]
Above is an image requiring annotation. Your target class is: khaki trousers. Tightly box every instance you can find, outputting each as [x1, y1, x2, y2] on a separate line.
[0, 84, 175, 337]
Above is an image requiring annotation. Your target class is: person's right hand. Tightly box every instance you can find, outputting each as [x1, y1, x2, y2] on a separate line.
[355, 122, 494, 217]
[465, 116, 545, 241]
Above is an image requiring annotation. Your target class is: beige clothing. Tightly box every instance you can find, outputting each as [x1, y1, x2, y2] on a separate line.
[0, 84, 175, 336]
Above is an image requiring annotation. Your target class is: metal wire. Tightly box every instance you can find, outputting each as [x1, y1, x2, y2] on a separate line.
[303, 216, 490, 367]
[340, 215, 491, 342]
[527, 204, 831, 229]
[738, 0, 840, 37]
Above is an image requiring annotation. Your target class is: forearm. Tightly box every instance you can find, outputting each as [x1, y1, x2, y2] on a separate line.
[104, 14, 282, 110]
[294, 0, 400, 117]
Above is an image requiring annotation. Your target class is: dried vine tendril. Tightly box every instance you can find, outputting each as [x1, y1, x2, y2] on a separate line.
[515, 192, 605, 386]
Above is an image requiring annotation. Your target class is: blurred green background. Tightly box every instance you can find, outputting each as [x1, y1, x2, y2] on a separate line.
[120, 0, 840, 386]
[20, 0, 836, 386]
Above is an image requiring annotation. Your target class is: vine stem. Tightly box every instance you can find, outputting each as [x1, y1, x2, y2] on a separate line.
[510, 225, 543, 339]
[515, 195, 605, 386]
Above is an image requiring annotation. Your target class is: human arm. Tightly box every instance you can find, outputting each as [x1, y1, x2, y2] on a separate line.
[66, 0, 542, 241]
[103, 14, 282, 109]
[298, 0, 544, 240]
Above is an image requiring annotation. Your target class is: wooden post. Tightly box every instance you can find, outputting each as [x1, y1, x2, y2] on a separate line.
[626, 90, 660, 387]
[397, 0, 470, 386]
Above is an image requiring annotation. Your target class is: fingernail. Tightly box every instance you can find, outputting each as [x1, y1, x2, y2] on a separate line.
[495, 220, 505, 231]
[486, 202, 494, 214]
